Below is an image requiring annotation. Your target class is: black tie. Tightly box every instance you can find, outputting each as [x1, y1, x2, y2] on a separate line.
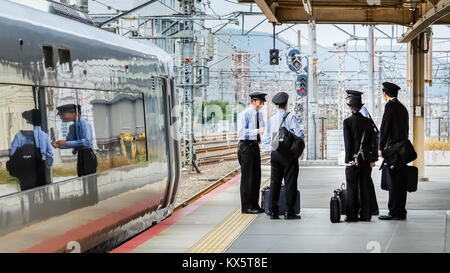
[256, 111, 260, 143]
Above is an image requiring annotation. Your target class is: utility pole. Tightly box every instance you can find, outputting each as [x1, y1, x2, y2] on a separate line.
[180, 0, 196, 171]
[307, 23, 319, 160]
[377, 52, 383, 125]
[335, 42, 347, 130]
[367, 26, 375, 115]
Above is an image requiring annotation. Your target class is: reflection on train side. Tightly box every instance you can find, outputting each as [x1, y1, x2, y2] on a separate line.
[0, 86, 156, 195]
[0, 84, 170, 236]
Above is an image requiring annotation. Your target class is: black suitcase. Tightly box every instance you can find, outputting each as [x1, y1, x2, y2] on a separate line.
[335, 183, 347, 215]
[404, 165, 418, 192]
[261, 185, 300, 215]
[381, 164, 393, 191]
[330, 190, 341, 223]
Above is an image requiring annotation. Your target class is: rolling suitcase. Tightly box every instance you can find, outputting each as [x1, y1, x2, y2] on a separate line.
[261, 185, 300, 215]
[330, 190, 341, 223]
[335, 183, 347, 215]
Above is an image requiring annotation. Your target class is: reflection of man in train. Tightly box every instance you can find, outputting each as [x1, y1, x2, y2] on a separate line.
[8, 109, 53, 190]
[52, 104, 97, 177]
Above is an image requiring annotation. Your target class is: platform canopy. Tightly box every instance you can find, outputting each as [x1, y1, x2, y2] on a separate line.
[239, 0, 450, 41]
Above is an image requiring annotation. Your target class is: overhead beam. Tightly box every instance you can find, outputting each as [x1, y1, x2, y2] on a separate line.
[254, 0, 279, 23]
[99, 0, 158, 27]
[398, 0, 450, 43]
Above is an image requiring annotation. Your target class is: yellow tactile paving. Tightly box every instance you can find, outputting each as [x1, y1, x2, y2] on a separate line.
[187, 178, 270, 253]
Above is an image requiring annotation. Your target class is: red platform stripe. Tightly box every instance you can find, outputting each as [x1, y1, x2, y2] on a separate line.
[110, 174, 241, 253]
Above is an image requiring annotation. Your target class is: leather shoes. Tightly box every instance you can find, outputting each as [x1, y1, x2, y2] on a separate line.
[241, 209, 260, 214]
[358, 217, 371, 222]
[378, 215, 407, 220]
[284, 213, 301, 220]
[270, 213, 280, 219]
[372, 210, 379, 216]
[255, 207, 265, 213]
[344, 217, 358, 222]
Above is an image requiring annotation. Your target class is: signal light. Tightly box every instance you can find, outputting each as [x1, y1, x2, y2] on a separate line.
[296, 74, 308, 97]
[294, 104, 304, 113]
[270, 49, 279, 65]
[183, 58, 193, 63]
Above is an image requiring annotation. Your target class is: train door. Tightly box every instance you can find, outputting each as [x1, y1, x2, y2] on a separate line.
[168, 77, 181, 205]
[160, 77, 174, 208]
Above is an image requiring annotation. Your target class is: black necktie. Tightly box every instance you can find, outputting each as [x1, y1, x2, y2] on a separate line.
[256, 111, 260, 143]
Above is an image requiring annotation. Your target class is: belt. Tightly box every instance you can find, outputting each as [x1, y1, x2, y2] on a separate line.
[239, 140, 258, 144]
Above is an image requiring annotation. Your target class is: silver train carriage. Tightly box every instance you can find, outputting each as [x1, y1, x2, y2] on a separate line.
[0, 0, 181, 252]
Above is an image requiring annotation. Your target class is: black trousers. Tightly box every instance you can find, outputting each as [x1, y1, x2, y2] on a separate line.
[345, 162, 372, 220]
[237, 141, 261, 211]
[77, 149, 98, 177]
[388, 166, 407, 217]
[269, 150, 299, 215]
[367, 169, 379, 214]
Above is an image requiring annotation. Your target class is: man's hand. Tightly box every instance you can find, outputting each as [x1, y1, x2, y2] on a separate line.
[53, 140, 67, 148]
[378, 150, 383, 158]
[370, 162, 376, 168]
[258, 127, 265, 134]
[348, 161, 356, 166]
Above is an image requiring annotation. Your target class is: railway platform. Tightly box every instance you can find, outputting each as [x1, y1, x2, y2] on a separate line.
[112, 166, 450, 253]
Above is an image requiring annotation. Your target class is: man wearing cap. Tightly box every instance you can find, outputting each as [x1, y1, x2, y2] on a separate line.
[262, 92, 304, 220]
[8, 109, 54, 190]
[351, 97, 380, 216]
[343, 90, 377, 222]
[52, 104, 97, 177]
[378, 82, 409, 220]
[237, 92, 266, 214]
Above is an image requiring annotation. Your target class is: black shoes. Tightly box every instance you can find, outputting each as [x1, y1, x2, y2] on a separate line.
[270, 213, 280, 220]
[372, 210, 380, 216]
[284, 213, 301, 220]
[378, 215, 407, 220]
[241, 209, 261, 214]
[256, 207, 265, 213]
[344, 217, 358, 222]
[358, 217, 372, 222]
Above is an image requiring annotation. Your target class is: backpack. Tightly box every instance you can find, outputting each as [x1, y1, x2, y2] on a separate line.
[360, 114, 380, 163]
[271, 112, 305, 159]
[6, 132, 45, 190]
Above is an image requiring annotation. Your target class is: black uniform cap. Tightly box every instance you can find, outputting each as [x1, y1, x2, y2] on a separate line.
[345, 90, 363, 108]
[382, 82, 400, 97]
[22, 109, 42, 126]
[249, 91, 267, 102]
[272, 92, 289, 105]
[56, 104, 82, 115]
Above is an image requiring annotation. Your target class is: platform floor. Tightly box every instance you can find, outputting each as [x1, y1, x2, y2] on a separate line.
[112, 166, 450, 253]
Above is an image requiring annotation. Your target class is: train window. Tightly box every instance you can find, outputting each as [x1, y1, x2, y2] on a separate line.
[44, 88, 149, 183]
[58, 49, 72, 73]
[42, 46, 54, 71]
[0, 85, 43, 196]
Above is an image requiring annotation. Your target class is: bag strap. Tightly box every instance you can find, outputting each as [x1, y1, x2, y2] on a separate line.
[279, 111, 290, 130]
[358, 131, 366, 154]
[367, 112, 379, 133]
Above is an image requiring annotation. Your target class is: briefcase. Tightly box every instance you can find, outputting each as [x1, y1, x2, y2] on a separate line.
[381, 164, 392, 191]
[383, 139, 417, 167]
[404, 165, 418, 192]
[261, 185, 300, 215]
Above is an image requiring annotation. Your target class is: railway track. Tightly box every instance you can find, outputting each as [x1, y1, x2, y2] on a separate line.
[181, 135, 270, 167]
[174, 155, 271, 212]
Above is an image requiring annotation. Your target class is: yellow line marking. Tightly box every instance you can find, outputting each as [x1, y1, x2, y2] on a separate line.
[187, 178, 270, 253]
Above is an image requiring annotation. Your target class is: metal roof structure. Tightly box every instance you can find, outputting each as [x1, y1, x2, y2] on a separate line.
[238, 0, 450, 42]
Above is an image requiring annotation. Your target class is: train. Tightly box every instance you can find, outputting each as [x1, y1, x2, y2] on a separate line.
[0, 0, 181, 252]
